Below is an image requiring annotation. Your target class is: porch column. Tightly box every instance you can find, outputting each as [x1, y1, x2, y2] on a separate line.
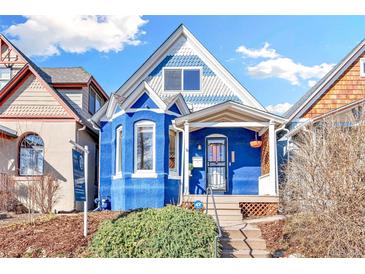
[183, 121, 190, 195]
[269, 120, 278, 195]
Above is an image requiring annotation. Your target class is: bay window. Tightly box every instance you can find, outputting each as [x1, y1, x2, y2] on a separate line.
[134, 121, 155, 174]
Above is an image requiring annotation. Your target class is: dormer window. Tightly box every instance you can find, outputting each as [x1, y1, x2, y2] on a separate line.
[164, 68, 201, 92]
[89, 86, 105, 115]
[360, 58, 365, 77]
[0, 67, 11, 90]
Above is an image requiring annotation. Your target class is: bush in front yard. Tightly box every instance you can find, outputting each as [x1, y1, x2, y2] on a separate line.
[88, 206, 220, 258]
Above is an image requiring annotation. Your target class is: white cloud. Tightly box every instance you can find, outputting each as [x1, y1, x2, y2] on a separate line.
[266, 102, 293, 115]
[247, 57, 334, 86]
[4, 16, 147, 57]
[307, 80, 317, 88]
[236, 42, 279, 59]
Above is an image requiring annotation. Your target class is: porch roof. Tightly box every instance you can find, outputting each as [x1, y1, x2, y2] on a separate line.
[174, 101, 286, 131]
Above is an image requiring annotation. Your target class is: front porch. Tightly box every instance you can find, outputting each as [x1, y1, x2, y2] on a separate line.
[174, 101, 286, 203]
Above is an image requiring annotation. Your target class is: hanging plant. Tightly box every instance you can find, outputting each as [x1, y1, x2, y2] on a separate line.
[250, 132, 262, 148]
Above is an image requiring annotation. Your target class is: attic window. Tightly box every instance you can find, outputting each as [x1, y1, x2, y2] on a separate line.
[164, 68, 201, 91]
[361, 58, 365, 77]
[0, 67, 11, 90]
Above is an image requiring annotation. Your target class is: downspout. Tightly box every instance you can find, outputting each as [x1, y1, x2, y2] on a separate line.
[172, 120, 184, 206]
[275, 124, 290, 196]
[88, 118, 102, 211]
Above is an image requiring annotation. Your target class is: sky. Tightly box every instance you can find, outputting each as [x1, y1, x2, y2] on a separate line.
[1, 15, 365, 114]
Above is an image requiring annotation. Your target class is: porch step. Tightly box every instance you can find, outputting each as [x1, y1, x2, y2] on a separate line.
[219, 222, 271, 259]
[222, 249, 271, 258]
[221, 238, 267, 250]
[207, 209, 242, 216]
[185, 195, 279, 204]
[213, 214, 243, 222]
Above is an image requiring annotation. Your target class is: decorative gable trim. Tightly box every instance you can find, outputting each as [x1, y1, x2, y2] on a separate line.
[0, 64, 78, 120]
[122, 81, 167, 112]
[93, 24, 265, 123]
[165, 93, 190, 115]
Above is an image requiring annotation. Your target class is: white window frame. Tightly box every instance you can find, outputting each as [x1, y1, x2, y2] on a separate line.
[0, 67, 12, 90]
[168, 127, 180, 179]
[133, 120, 156, 178]
[360, 58, 365, 77]
[162, 67, 202, 93]
[115, 126, 123, 178]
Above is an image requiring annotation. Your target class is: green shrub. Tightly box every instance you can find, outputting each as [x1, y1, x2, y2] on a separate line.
[88, 206, 220, 258]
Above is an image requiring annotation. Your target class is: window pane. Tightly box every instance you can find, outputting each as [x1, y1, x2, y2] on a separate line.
[164, 69, 182, 91]
[169, 130, 176, 171]
[89, 90, 96, 114]
[19, 134, 44, 176]
[136, 126, 154, 170]
[116, 128, 122, 173]
[183, 69, 200, 90]
[0, 80, 8, 90]
[0, 68, 11, 80]
[95, 95, 103, 112]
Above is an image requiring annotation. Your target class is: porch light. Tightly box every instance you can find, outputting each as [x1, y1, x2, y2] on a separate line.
[250, 132, 262, 149]
[197, 144, 202, 150]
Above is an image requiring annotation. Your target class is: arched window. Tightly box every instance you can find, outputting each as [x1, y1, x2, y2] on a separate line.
[19, 133, 44, 176]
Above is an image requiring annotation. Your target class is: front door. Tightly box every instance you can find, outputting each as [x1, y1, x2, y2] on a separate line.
[206, 137, 227, 191]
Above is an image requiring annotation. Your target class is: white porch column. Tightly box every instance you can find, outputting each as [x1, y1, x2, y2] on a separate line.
[183, 121, 190, 195]
[269, 120, 278, 195]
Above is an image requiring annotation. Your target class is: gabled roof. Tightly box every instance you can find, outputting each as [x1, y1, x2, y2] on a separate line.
[93, 24, 266, 122]
[102, 81, 190, 121]
[175, 100, 286, 127]
[0, 34, 107, 133]
[285, 39, 365, 121]
[41, 67, 91, 84]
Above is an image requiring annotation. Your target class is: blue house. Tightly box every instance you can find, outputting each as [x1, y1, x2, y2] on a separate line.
[92, 25, 286, 211]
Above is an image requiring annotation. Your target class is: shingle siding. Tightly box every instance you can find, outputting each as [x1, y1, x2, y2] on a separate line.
[303, 51, 365, 118]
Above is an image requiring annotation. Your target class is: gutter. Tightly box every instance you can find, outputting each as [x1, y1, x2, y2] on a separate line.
[88, 118, 102, 210]
[172, 120, 185, 206]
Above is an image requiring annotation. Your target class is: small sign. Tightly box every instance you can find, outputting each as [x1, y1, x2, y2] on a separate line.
[192, 156, 203, 168]
[194, 200, 204, 210]
[72, 149, 86, 201]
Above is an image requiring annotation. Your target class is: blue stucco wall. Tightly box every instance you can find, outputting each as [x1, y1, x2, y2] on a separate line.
[189, 128, 261, 195]
[99, 109, 180, 211]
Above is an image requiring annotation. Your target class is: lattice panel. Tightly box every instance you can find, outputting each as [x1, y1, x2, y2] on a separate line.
[239, 202, 278, 218]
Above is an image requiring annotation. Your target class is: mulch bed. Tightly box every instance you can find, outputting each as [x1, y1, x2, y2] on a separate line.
[258, 219, 304, 257]
[0, 211, 122, 258]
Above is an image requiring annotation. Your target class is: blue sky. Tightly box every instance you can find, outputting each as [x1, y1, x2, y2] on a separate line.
[1, 15, 365, 114]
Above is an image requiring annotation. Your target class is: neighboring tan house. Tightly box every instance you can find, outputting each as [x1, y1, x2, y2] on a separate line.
[92, 25, 286, 216]
[0, 34, 108, 212]
[278, 39, 365, 167]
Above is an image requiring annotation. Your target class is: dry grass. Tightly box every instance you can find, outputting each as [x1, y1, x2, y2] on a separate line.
[281, 112, 365, 257]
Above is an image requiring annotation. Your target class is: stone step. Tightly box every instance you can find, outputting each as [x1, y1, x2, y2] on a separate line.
[221, 238, 267, 250]
[205, 203, 241, 209]
[222, 249, 271, 258]
[207, 209, 242, 216]
[212, 214, 243, 222]
[222, 228, 262, 239]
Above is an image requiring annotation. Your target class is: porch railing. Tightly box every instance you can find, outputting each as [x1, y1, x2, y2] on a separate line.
[205, 186, 222, 258]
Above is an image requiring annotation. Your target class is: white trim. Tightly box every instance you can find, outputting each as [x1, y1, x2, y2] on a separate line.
[268, 121, 278, 195]
[175, 101, 286, 126]
[168, 127, 180, 177]
[165, 93, 191, 115]
[107, 108, 180, 122]
[287, 40, 365, 121]
[360, 58, 365, 77]
[162, 66, 202, 92]
[183, 121, 190, 195]
[134, 120, 156, 174]
[168, 175, 181, 180]
[115, 126, 123, 176]
[190, 122, 269, 128]
[131, 172, 158, 179]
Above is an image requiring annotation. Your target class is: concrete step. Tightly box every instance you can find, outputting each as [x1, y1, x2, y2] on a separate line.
[221, 238, 267, 250]
[205, 203, 241, 209]
[207, 209, 242, 216]
[222, 249, 271, 258]
[222, 228, 262, 239]
[212, 215, 243, 222]
[185, 195, 279, 203]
